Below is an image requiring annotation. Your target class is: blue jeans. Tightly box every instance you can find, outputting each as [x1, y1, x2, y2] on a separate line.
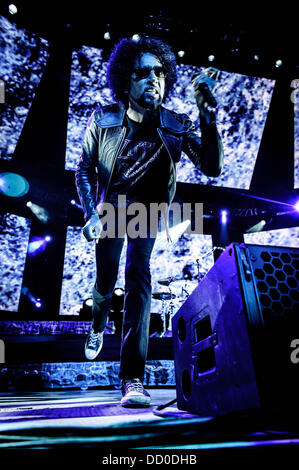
[92, 211, 157, 380]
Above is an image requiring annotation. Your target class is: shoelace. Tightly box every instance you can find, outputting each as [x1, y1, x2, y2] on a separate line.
[88, 330, 100, 348]
[124, 380, 144, 394]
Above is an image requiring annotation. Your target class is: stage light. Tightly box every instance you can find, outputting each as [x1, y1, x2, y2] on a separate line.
[169, 219, 190, 242]
[70, 199, 82, 209]
[23, 288, 43, 310]
[253, 54, 260, 61]
[245, 220, 266, 233]
[28, 238, 45, 255]
[8, 4, 17, 15]
[0, 172, 29, 197]
[132, 34, 140, 42]
[275, 59, 282, 68]
[111, 288, 125, 317]
[156, 219, 191, 247]
[114, 288, 124, 297]
[104, 32, 110, 40]
[219, 210, 229, 245]
[178, 50, 185, 58]
[84, 298, 93, 308]
[28, 235, 52, 255]
[208, 55, 215, 62]
[33, 298, 42, 309]
[79, 297, 93, 320]
[26, 201, 50, 223]
[221, 210, 228, 224]
[294, 201, 299, 212]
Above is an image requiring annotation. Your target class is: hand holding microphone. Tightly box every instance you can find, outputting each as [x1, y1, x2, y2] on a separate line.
[192, 67, 219, 119]
[82, 214, 103, 243]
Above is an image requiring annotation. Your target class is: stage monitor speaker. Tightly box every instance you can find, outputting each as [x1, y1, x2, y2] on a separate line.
[172, 243, 299, 416]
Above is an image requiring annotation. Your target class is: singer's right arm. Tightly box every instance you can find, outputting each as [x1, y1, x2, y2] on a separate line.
[182, 113, 224, 178]
[184, 73, 224, 177]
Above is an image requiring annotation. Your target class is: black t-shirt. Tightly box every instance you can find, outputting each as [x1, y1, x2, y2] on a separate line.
[106, 114, 170, 206]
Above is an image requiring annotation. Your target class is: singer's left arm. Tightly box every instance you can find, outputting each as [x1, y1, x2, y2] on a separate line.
[182, 83, 224, 177]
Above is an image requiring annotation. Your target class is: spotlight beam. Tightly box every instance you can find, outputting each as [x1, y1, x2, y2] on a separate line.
[239, 193, 298, 209]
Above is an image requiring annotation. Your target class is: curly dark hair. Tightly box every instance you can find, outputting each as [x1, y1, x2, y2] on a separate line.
[106, 36, 178, 106]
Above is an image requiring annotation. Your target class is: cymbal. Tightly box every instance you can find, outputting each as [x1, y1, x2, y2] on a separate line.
[169, 279, 197, 293]
[170, 279, 197, 287]
[152, 292, 176, 301]
[158, 275, 182, 286]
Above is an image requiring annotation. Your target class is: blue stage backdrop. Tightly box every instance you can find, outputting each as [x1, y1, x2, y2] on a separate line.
[244, 226, 299, 247]
[0, 214, 31, 311]
[0, 16, 298, 318]
[65, 45, 276, 190]
[0, 16, 50, 160]
[59, 229, 214, 315]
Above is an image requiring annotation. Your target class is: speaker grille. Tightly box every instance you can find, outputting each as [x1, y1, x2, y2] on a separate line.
[251, 248, 299, 322]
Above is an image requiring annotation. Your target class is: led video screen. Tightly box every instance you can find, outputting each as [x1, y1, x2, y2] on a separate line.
[59, 227, 214, 316]
[0, 213, 31, 311]
[1, 22, 298, 320]
[244, 226, 299, 248]
[66, 44, 276, 190]
[0, 15, 49, 160]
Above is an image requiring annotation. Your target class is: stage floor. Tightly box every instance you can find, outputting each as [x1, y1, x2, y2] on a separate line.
[1, 388, 299, 464]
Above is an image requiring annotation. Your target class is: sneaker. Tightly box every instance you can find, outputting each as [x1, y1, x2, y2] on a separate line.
[120, 378, 151, 407]
[84, 327, 103, 360]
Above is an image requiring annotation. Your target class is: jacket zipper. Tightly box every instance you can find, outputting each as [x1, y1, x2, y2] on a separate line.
[157, 128, 177, 242]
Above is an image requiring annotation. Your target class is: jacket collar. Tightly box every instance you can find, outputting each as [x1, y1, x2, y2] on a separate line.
[96, 102, 185, 133]
[96, 103, 126, 128]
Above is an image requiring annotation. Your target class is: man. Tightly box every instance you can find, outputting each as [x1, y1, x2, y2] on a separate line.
[75, 36, 223, 407]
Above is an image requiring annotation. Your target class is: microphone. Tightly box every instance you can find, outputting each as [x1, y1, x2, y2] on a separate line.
[192, 67, 220, 109]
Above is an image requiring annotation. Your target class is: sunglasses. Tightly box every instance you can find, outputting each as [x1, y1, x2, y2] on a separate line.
[132, 66, 166, 81]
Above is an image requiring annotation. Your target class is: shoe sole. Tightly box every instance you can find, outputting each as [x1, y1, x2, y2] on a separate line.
[84, 350, 101, 360]
[84, 344, 103, 360]
[120, 396, 151, 407]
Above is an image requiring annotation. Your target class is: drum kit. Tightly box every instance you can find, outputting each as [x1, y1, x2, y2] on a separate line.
[152, 249, 227, 336]
[152, 270, 204, 337]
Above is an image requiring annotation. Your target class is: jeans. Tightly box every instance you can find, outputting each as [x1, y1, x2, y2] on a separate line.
[92, 211, 157, 381]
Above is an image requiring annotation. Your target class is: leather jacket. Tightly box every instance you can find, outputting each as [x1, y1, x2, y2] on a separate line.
[75, 102, 223, 223]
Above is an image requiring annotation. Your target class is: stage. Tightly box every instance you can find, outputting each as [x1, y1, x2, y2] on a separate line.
[1, 388, 299, 464]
